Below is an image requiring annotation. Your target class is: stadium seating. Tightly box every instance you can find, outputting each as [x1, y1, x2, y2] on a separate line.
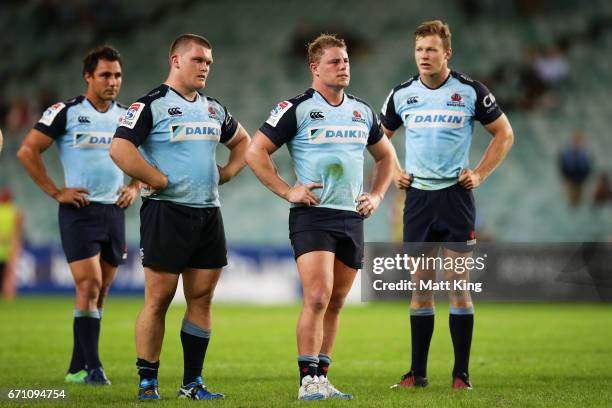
[1, 0, 610, 245]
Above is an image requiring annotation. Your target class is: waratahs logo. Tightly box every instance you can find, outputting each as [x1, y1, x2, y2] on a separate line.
[352, 110, 366, 123]
[208, 106, 218, 119]
[447, 93, 465, 107]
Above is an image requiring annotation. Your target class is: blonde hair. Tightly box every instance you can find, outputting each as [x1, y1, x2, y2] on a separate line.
[414, 20, 452, 50]
[307, 34, 346, 64]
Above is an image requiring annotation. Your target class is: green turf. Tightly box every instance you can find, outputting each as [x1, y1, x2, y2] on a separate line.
[0, 297, 611, 407]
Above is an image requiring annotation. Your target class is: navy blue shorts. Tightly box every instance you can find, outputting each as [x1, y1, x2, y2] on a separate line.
[289, 207, 364, 269]
[140, 199, 227, 274]
[403, 183, 476, 253]
[58, 203, 127, 266]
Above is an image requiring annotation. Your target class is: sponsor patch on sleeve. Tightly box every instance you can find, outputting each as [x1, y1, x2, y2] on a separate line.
[38, 102, 66, 127]
[120, 102, 145, 129]
[265, 101, 292, 127]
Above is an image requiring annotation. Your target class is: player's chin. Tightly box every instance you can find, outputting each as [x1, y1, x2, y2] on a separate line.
[195, 77, 207, 89]
[337, 77, 350, 87]
[104, 91, 118, 100]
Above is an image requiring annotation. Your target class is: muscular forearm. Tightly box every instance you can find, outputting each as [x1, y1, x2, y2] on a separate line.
[222, 135, 249, 179]
[474, 131, 514, 182]
[246, 147, 291, 200]
[16, 147, 61, 198]
[110, 139, 167, 190]
[370, 154, 394, 199]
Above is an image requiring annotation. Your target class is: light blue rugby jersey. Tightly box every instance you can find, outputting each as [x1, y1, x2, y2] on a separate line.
[114, 84, 239, 208]
[380, 71, 503, 190]
[259, 88, 383, 212]
[34, 96, 127, 204]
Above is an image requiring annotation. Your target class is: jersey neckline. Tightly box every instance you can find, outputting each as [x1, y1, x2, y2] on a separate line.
[166, 84, 200, 103]
[84, 96, 115, 113]
[309, 88, 345, 107]
[418, 70, 452, 90]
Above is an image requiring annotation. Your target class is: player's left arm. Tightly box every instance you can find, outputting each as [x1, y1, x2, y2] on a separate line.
[358, 136, 396, 217]
[218, 124, 251, 185]
[459, 113, 514, 189]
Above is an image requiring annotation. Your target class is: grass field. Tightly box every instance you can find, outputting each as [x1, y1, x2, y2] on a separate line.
[1, 297, 611, 407]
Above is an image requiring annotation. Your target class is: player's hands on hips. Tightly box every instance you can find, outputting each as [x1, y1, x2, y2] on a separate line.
[115, 184, 139, 208]
[142, 173, 168, 197]
[54, 187, 90, 208]
[459, 168, 481, 189]
[285, 182, 322, 206]
[357, 192, 382, 218]
[395, 169, 413, 190]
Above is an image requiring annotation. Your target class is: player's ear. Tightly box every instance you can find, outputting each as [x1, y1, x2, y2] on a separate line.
[445, 47, 453, 61]
[309, 62, 318, 77]
[83, 72, 92, 85]
[170, 54, 180, 69]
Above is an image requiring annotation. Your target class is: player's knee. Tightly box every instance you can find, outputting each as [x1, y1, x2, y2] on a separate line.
[77, 278, 102, 301]
[326, 296, 346, 315]
[186, 292, 214, 313]
[304, 292, 331, 313]
[449, 298, 473, 309]
[410, 299, 435, 309]
[145, 294, 173, 317]
[99, 282, 112, 298]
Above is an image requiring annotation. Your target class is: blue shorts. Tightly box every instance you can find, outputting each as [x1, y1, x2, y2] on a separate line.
[289, 207, 364, 269]
[58, 203, 127, 266]
[403, 183, 476, 253]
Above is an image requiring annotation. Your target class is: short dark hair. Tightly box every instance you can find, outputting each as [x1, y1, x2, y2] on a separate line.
[307, 34, 346, 65]
[169, 34, 212, 58]
[82, 45, 122, 76]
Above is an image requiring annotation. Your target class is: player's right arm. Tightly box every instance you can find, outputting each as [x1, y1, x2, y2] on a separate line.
[17, 125, 89, 208]
[381, 89, 413, 190]
[246, 132, 321, 206]
[110, 101, 167, 192]
[109, 138, 167, 191]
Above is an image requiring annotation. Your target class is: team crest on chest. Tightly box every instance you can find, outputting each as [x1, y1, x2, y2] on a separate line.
[447, 93, 466, 107]
[351, 110, 366, 124]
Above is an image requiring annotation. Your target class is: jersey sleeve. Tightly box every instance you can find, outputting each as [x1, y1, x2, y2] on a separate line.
[379, 89, 403, 131]
[220, 105, 239, 144]
[367, 105, 384, 145]
[114, 101, 153, 147]
[473, 80, 503, 125]
[33, 102, 68, 139]
[258, 101, 297, 147]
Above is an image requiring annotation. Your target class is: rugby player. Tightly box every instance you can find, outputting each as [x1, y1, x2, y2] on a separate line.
[380, 20, 514, 390]
[247, 34, 395, 400]
[110, 34, 250, 401]
[17, 46, 138, 385]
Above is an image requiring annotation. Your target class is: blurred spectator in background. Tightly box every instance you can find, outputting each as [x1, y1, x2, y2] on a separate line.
[559, 130, 592, 206]
[518, 47, 548, 109]
[593, 172, 612, 207]
[534, 45, 569, 88]
[4, 98, 34, 135]
[0, 187, 23, 299]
